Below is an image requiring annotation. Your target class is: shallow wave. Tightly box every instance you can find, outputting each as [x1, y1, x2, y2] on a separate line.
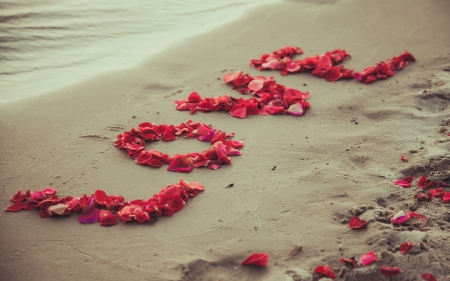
[0, 0, 279, 103]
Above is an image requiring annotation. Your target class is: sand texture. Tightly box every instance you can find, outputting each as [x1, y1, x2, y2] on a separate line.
[1, 0, 449, 280]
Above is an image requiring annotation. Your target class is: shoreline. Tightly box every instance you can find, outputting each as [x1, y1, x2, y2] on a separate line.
[0, 0, 280, 105]
[1, 0, 450, 280]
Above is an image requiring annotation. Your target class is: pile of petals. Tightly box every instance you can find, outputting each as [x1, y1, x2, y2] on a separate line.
[354, 51, 416, 83]
[6, 179, 205, 226]
[175, 72, 310, 118]
[251, 47, 353, 81]
[114, 120, 243, 172]
[394, 175, 449, 203]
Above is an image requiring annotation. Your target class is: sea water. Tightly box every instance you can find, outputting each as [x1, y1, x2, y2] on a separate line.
[0, 0, 279, 104]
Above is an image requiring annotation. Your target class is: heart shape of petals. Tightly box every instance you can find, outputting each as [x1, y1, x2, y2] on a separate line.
[114, 121, 243, 172]
[380, 266, 402, 276]
[313, 265, 335, 280]
[240, 252, 269, 267]
[359, 251, 377, 266]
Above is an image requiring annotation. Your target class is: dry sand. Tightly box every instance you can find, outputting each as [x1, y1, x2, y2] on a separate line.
[1, 0, 449, 280]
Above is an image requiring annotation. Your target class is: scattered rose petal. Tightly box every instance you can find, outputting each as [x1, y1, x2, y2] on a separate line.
[401, 176, 415, 183]
[406, 212, 428, 229]
[390, 210, 409, 225]
[359, 251, 377, 266]
[380, 266, 402, 276]
[314, 265, 335, 280]
[399, 242, 415, 254]
[421, 273, 437, 281]
[443, 192, 450, 203]
[416, 193, 431, 201]
[400, 155, 408, 162]
[394, 180, 412, 188]
[429, 188, 445, 198]
[340, 257, 357, 267]
[418, 175, 433, 189]
[349, 217, 368, 229]
[240, 252, 269, 267]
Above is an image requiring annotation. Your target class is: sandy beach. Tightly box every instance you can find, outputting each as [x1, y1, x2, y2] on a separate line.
[1, 0, 449, 280]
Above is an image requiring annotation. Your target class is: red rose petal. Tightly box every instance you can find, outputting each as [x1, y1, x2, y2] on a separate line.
[406, 212, 428, 229]
[286, 103, 304, 116]
[230, 103, 247, 119]
[400, 155, 408, 162]
[429, 188, 445, 198]
[99, 210, 118, 226]
[380, 266, 402, 276]
[418, 175, 433, 189]
[416, 193, 431, 201]
[10, 190, 29, 203]
[443, 192, 450, 203]
[167, 156, 194, 173]
[223, 71, 243, 83]
[325, 66, 342, 82]
[399, 242, 415, 254]
[349, 217, 368, 229]
[314, 265, 335, 280]
[401, 176, 415, 183]
[78, 205, 100, 224]
[421, 273, 437, 281]
[394, 180, 412, 188]
[6, 202, 27, 212]
[340, 257, 357, 267]
[248, 79, 264, 92]
[94, 190, 113, 208]
[240, 252, 269, 267]
[359, 251, 377, 266]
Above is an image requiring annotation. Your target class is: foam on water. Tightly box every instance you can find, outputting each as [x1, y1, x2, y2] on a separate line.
[0, 0, 279, 104]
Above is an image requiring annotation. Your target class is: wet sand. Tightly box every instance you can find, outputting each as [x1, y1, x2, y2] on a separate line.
[1, 0, 449, 280]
